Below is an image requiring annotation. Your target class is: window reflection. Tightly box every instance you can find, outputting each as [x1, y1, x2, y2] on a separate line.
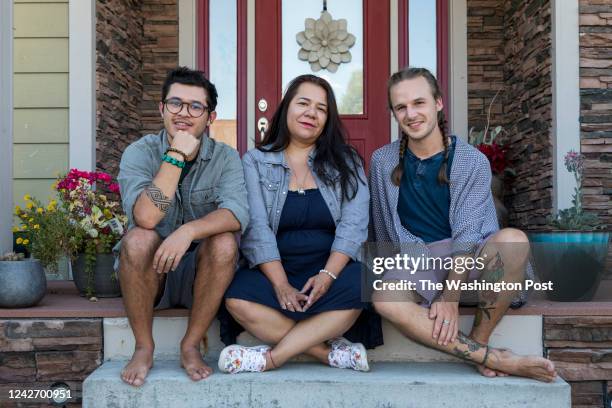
[408, 0, 437, 76]
[209, 0, 237, 148]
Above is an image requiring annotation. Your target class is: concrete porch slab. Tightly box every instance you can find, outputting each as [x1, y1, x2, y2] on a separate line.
[82, 361, 570, 408]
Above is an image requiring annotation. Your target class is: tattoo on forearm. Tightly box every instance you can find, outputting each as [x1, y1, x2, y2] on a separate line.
[145, 182, 172, 213]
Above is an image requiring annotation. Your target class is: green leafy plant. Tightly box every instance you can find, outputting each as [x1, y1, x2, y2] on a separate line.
[13, 196, 81, 271]
[547, 150, 604, 231]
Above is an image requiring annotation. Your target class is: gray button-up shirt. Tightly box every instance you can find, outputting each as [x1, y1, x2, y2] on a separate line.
[240, 147, 369, 268]
[117, 129, 249, 242]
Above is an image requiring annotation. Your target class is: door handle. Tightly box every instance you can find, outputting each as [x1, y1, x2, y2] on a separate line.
[258, 117, 269, 140]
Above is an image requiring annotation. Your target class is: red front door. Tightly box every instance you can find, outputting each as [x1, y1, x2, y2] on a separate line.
[254, 0, 390, 167]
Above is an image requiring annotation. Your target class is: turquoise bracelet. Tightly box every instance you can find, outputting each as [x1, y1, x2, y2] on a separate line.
[161, 153, 186, 169]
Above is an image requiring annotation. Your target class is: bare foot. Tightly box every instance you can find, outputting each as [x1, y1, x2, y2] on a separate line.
[181, 345, 213, 381]
[476, 348, 508, 377]
[487, 349, 557, 382]
[121, 347, 154, 387]
[476, 364, 509, 377]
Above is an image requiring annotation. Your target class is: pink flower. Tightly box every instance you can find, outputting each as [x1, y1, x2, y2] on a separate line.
[108, 183, 120, 194]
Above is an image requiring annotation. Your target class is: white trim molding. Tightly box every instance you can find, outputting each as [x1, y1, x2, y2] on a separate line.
[0, 0, 13, 252]
[179, 0, 197, 68]
[69, 0, 96, 172]
[551, 0, 581, 212]
[449, 0, 468, 140]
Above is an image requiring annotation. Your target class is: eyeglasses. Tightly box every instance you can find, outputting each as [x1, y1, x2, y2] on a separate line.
[163, 98, 209, 118]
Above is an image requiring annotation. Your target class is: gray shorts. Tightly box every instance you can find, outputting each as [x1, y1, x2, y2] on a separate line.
[114, 242, 201, 310]
[153, 242, 202, 310]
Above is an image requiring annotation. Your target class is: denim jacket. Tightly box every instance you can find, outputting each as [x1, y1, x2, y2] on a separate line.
[116, 129, 249, 239]
[240, 147, 369, 268]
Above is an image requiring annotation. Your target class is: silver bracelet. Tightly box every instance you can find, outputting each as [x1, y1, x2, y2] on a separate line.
[318, 269, 337, 280]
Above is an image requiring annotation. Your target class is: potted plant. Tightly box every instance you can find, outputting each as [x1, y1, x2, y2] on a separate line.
[0, 251, 46, 308]
[529, 150, 609, 301]
[55, 169, 127, 299]
[469, 118, 515, 228]
[5, 196, 80, 307]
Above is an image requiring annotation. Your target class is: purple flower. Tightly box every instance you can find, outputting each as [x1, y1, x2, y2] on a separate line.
[564, 150, 584, 176]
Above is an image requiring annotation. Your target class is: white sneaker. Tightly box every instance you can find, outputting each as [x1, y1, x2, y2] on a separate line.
[218, 344, 271, 374]
[328, 337, 369, 372]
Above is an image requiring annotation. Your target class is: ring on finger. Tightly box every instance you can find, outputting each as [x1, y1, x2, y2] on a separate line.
[442, 319, 451, 326]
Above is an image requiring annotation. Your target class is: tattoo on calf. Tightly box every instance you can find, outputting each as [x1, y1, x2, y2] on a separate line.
[145, 182, 172, 213]
[474, 252, 505, 326]
[452, 333, 486, 362]
[482, 252, 505, 283]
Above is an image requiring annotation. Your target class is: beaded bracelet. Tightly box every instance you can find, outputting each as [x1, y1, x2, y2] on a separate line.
[318, 269, 337, 280]
[166, 147, 188, 161]
[161, 153, 186, 169]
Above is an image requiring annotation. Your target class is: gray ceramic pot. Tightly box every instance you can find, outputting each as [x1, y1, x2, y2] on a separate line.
[0, 258, 47, 308]
[72, 253, 121, 298]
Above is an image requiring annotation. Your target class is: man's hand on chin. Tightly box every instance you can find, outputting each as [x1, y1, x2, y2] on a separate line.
[170, 130, 200, 158]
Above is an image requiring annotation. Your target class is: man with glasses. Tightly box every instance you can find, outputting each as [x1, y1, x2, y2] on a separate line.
[115, 67, 249, 386]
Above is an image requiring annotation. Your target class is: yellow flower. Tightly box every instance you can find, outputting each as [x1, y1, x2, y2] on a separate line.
[33, 224, 40, 230]
[26, 202, 34, 209]
[16, 237, 23, 244]
[22, 239, 29, 245]
[28, 218, 34, 223]
[12, 226, 20, 233]
[21, 225, 27, 231]
[36, 207, 44, 214]
[14, 205, 22, 215]
[103, 208, 113, 219]
[49, 200, 57, 207]
[23, 194, 31, 201]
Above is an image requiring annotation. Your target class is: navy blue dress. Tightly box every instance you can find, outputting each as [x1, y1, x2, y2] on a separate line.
[219, 189, 382, 349]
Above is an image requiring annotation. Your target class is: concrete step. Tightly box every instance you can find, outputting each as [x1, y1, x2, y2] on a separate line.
[103, 314, 542, 362]
[82, 361, 570, 408]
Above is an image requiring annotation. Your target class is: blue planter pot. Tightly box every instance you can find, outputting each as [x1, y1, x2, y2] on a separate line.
[529, 231, 609, 301]
[0, 259, 47, 308]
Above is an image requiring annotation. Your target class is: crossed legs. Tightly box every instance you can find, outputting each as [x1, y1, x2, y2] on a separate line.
[119, 227, 237, 386]
[226, 298, 360, 369]
[373, 228, 556, 382]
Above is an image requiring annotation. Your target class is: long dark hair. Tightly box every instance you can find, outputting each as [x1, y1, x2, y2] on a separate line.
[388, 67, 449, 186]
[258, 74, 364, 201]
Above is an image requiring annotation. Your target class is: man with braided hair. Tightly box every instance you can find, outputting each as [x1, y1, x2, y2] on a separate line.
[369, 67, 557, 382]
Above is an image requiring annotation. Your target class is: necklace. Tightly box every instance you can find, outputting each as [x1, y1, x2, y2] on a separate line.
[286, 153, 310, 195]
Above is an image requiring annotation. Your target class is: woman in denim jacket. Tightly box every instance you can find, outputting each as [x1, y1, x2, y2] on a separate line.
[218, 75, 382, 374]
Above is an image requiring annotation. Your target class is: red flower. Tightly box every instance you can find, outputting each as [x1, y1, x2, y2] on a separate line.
[477, 143, 509, 175]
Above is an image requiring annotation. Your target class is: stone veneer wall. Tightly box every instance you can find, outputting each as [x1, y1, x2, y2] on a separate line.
[545, 316, 612, 408]
[466, 0, 506, 130]
[502, 0, 554, 228]
[579, 0, 612, 277]
[96, 0, 145, 179]
[96, 0, 178, 179]
[139, 0, 179, 136]
[467, 0, 554, 228]
[0, 319, 102, 407]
